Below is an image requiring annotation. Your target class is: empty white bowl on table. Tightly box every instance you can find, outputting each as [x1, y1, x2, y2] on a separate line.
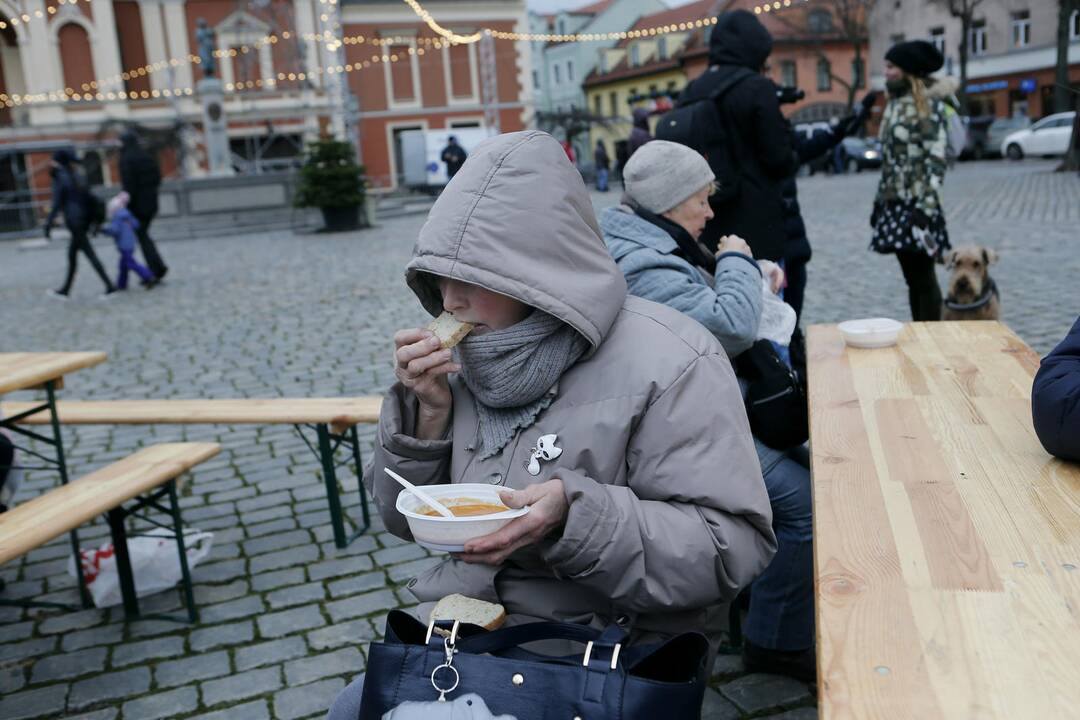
[838, 318, 904, 349]
[396, 483, 529, 553]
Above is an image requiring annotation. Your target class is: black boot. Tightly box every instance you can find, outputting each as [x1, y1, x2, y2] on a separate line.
[742, 639, 817, 683]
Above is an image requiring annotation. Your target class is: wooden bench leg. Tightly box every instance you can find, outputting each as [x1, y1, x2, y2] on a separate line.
[167, 480, 198, 624]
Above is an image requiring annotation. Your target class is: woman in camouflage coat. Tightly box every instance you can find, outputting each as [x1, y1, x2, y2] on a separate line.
[871, 40, 951, 322]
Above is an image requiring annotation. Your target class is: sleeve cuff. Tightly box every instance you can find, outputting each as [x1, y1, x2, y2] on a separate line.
[715, 252, 763, 276]
[540, 470, 618, 578]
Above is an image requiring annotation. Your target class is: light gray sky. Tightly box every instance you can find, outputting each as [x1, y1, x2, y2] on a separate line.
[526, 0, 694, 13]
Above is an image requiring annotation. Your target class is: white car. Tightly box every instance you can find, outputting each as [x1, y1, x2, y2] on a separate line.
[1001, 111, 1076, 160]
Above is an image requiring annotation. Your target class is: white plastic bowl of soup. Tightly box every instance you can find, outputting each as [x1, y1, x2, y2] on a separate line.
[395, 483, 529, 552]
[838, 318, 904, 348]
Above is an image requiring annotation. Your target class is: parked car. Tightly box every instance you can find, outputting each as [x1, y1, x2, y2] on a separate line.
[837, 137, 882, 172]
[1001, 112, 1076, 160]
[961, 115, 994, 159]
[974, 116, 1032, 159]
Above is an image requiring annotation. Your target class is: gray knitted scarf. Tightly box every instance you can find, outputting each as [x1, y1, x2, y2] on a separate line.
[455, 310, 588, 459]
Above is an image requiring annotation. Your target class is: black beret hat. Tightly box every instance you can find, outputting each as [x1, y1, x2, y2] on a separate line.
[885, 40, 944, 77]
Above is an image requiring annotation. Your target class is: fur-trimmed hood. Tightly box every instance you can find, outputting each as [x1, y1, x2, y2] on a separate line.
[927, 75, 960, 101]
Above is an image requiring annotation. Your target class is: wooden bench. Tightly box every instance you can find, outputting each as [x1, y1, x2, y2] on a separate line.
[1, 398, 383, 548]
[0, 443, 220, 621]
[807, 321, 1080, 717]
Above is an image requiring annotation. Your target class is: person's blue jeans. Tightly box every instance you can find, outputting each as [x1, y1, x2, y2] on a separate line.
[596, 168, 609, 192]
[327, 674, 365, 719]
[743, 446, 814, 651]
[117, 249, 154, 290]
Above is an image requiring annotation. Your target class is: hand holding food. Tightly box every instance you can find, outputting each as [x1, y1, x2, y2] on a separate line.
[457, 479, 568, 566]
[716, 234, 753, 259]
[757, 259, 786, 294]
[394, 316, 470, 438]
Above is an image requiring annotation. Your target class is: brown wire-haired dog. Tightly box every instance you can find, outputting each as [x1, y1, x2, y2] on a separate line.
[943, 246, 1001, 321]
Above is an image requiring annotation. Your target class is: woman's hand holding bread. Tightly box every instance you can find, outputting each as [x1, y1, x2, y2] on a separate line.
[394, 328, 460, 440]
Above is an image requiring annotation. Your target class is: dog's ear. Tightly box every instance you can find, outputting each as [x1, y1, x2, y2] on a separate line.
[945, 249, 958, 269]
[983, 248, 999, 266]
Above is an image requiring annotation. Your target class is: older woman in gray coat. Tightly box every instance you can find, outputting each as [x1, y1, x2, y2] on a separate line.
[600, 140, 816, 682]
[328, 131, 775, 718]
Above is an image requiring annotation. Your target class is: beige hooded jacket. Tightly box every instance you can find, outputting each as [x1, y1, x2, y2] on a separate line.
[367, 130, 775, 644]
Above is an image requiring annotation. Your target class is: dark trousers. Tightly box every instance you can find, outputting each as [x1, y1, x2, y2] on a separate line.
[896, 251, 943, 321]
[59, 227, 114, 294]
[784, 258, 807, 323]
[132, 212, 167, 278]
[117, 249, 155, 289]
[744, 446, 814, 651]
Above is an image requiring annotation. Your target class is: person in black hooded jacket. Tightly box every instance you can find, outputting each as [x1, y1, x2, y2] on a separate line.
[119, 130, 168, 281]
[679, 9, 796, 261]
[45, 149, 116, 298]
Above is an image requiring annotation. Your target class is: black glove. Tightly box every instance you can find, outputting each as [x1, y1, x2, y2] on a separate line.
[912, 208, 929, 230]
[836, 114, 860, 139]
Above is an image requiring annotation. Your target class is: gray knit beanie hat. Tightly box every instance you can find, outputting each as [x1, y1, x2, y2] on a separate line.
[623, 140, 716, 214]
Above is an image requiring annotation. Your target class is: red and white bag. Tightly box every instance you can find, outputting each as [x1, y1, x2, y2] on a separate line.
[68, 527, 213, 607]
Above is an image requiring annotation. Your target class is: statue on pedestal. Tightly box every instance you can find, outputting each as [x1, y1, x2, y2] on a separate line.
[196, 19, 217, 77]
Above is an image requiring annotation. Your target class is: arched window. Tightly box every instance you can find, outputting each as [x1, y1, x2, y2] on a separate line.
[808, 9, 832, 34]
[817, 57, 832, 92]
[57, 23, 96, 98]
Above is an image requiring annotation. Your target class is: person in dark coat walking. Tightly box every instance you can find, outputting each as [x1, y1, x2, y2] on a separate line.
[1032, 315, 1080, 463]
[440, 136, 467, 180]
[626, 107, 652, 158]
[593, 139, 610, 191]
[45, 149, 116, 298]
[679, 10, 796, 261]
[119, 130, 168, 280]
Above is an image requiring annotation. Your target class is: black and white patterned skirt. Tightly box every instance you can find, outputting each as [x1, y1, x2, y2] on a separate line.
[869, 200, 950, 258]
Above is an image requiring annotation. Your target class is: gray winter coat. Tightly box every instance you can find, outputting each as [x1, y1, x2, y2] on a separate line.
[366, 131, 775, 646]
[600, 205, 763, 358]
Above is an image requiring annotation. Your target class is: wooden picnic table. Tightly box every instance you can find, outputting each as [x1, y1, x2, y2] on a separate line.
[808, 321, 1080, 719]
[0, 352, 106, 395]
[0, 351, 108, 607]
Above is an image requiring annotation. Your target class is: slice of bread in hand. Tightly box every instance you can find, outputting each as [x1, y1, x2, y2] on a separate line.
[431, 594, 506, 633]
[427, 312, 474, 349]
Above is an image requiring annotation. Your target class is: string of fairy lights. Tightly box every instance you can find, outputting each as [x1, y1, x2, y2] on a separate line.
[3, 0, 808, 108]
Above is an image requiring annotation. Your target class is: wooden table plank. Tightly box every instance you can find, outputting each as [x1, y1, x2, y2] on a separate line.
[0, 397, 383, 427]
[0, 443, 219, 565]
[0, 352, 107, 395]
[808, 321, 1080, 719]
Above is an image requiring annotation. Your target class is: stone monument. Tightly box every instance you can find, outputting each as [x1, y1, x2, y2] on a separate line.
[195, 18, 233, 177]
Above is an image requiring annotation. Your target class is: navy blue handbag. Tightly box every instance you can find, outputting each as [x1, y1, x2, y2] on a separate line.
[359, 610, 709, 719]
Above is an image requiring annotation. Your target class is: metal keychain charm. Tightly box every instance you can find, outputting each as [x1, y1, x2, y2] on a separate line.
[430, 620, 462, 702]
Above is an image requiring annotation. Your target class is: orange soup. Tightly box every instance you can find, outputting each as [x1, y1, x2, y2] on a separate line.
[419, 500, 507, 518]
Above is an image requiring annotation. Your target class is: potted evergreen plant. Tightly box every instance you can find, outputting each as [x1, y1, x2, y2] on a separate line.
[294, 138, 366, 231]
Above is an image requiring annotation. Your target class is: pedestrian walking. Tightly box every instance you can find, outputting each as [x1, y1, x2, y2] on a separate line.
[45, 149, 116, 299]
[627, 107, 652, 158]
[119, 130, 168, 280]
[103, 192, 156, 291]
[870, 40, 952, 322]
[593, 139, 610, 192]
[440, 135, 467, 180]
[677, 10, 796, 260]
[614, 140, 630, 189]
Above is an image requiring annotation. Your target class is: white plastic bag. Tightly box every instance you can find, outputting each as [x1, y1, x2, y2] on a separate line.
[757, 277, 797, 346]
[67, 527, 213, 608]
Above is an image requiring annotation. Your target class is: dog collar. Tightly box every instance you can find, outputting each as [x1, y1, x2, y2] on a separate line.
[945, 277, 998, 312]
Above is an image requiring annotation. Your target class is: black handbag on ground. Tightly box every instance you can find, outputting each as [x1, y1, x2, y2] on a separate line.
[359, 610, 709, 720]
[736, 339, 809, 450]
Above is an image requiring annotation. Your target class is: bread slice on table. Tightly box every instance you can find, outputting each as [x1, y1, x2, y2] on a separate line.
[430, 593, 506, 635]
[427, 312, 474, 349]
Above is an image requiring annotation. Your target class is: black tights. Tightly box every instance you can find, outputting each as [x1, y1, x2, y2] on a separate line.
[896, 251, 942, 322]
[59, 227, 114, 294]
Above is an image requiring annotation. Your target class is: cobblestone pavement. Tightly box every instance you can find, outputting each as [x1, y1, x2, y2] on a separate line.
[0, 158, 1076, 720]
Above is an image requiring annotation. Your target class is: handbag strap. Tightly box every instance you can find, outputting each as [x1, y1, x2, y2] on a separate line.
[456, 621, 625, 658]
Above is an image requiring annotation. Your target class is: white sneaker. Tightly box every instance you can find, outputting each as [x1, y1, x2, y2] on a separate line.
[99, 289, 118, 301]
[47, 289, 69, 300]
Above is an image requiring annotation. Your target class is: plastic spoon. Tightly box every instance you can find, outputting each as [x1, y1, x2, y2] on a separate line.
[384, 468, 455, 519]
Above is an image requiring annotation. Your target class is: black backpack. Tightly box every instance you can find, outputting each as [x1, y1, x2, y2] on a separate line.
[735, 340, 809, 450]
[655, 67, 753, 204]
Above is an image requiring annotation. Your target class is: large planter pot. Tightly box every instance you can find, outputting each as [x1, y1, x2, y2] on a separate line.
[320, 205, 361, 232]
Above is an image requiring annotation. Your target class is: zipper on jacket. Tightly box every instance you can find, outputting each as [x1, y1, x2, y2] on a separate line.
[751, 386, 795, 406]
